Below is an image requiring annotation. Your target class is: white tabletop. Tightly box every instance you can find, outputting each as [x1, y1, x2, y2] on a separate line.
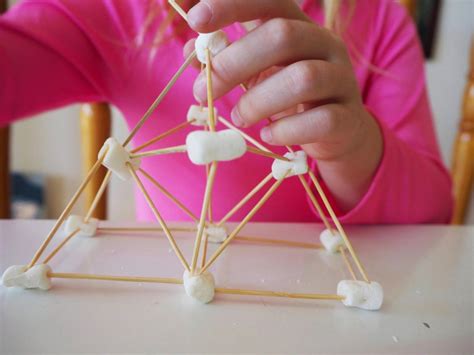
[0, 220, 472, 354]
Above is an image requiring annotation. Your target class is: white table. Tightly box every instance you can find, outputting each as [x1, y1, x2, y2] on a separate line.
[0, 220, 472, 354]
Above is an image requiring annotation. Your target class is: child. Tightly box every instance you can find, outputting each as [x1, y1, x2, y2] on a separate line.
[0, 0, 452, 223]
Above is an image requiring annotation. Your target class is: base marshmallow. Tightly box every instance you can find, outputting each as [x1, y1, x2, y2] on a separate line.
[64, 215, 99, 237]
[337, 280, 383, 310]
[320, 228, 345, 253]
[183, 270, 215, 304]
[204, 225, 228, 243]
[2, 264, 52, 291]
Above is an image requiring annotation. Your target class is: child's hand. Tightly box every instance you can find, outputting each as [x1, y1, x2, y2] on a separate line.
[187, 0, 383, 211]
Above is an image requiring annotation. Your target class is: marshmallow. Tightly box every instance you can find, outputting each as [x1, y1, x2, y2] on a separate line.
[64, 215, 99, 237]
[271, 150, 308, 180]
[204, 225, 228, 243]
[2, 264, 52, 291]
[98, 137, 141, 181]
[183, 270, 215, 304]
[320, 228, 345, 253]
[186, 129, 247, 165]
[187, 105, 218, 127]
[337, 280, 383, 311]
[195, 31, 229, 64]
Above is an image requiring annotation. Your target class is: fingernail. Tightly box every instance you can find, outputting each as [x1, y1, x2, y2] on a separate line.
[193, 74, 206, 102]
[231, 107, 244, 127]
[188, 2, 212, 28]
[260, 127, 273, 143]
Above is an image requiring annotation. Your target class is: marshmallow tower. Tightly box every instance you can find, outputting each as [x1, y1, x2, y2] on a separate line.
[183, 270, 216, 303]
[64, 215, 99, 237]
[320, 228, 345, 253]
[337, 280, 383, 310]
[2, 264, 52, 291]
[99, 137, 141, 181]
[195, 31, 229, 64]
[272, 151, 309, 180]
[186, 129, 247, 165]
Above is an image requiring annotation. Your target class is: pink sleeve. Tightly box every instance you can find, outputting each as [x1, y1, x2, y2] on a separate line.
[332, 1, 452, 223]
[0, 0, 143, 124]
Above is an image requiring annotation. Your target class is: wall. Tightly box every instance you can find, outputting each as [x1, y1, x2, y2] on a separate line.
[7, 0, 474, 223]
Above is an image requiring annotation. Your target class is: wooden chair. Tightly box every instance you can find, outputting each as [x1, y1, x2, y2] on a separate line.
[0, 1, 472, 223]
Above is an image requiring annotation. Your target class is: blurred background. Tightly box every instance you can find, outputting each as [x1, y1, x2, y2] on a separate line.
[3, 0, 474, 223]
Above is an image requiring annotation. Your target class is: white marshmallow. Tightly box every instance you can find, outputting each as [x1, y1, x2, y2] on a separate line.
[2, 264, 52, 291]
[187, 105, 218, 127]
[271, 150, 308, 180]
[204, 225, 228, 243]
[195, 31, 229, 64]
[337, 280, 383, 311]
[183, 270, 215, 304]
[64, 215, 99, 237]
[320, 228, 345, 253]
[98, 137, 141, 181]
[186, 129, 247, 165]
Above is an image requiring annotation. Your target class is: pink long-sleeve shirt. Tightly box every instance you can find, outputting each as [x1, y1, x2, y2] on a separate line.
[0, 0, 453, 223]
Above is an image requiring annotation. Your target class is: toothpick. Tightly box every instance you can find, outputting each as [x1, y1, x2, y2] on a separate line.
[132, 120, 193, 153]
[42, 228, 80, 265]
[308, 171, 369, 282]
[201, 172, 288, 273]
[128, 164, 190, 272]
[218, 116, 271, 153]
[339, 246, 357, 281]
[27, 151, 107, 269]
[191, 162, 218, 273]
[217, 173, 273, 226]
[49, 272, 183, 285]
[138, 168, 199, 222]
[215, 287, 344, 301]
[235, 235, 321, 249]
[123, 50, 197, 147]
[84, 170, 112, 222]
[246, 146, 290, 162]
[205, 48, 216, 131]
[130, 145, 187, 159]
[168, 0, 188, 23]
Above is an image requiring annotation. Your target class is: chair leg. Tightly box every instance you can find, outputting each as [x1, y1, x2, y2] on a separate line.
[0, 126, 10, 218]
[80, 103, 111, 220]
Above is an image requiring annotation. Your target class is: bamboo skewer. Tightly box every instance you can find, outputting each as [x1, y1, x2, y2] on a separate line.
[205, 49, 216, 131]
[85, 170, 112, 222]
[128, 164, 190, 272]
[339, 246, 357, 281]
[49, 272, 183, 285]
[168, 0, 188, 22]
[247, 146, 290, 162]
[215, 287, 344, 301]
[27, 153, 107, 269]
[191, 162, 218, 273]
[138, 168, 199, 222]
[132, 120, 193, 153]
[308, 171, 369, 282]
[217, 173, 273, 226]
[235, 235, 321, 249]
[122, 50, 196, 147]
[297, 175, 333, 232]
[42, 228, 80, 265]
[98, 227, 197, 233]
[218, 116, 271, 153]
[130, 145, 187, 159]
[201, 172, 288, 274]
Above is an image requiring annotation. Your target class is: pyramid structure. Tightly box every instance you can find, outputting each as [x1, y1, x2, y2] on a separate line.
[1, 1, 383, 311]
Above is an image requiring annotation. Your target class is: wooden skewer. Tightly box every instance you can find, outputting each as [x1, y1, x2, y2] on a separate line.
[138, 168, 199, 222]
[128, 164, 190, 272]
[247, 146, 290, 162]
[234, 235, 321, 249]
[191, 161, 218, 273]
[297, 175, 333, 232]
[201, 172, 288, 274]
[98, 226, 197, 233]
[168, 0, 188, 22]
[42, 228, 80, 265]
[339, 246, 357, 281]
[201, 229, 209, 268]
[132, 120, 193, 153]
[84, 170, 112, 222]
[27, 152, 107, 269]
[123, 50, 197, 147]
[205, 48, 216, 131]
[215, 287, 344, 301]
[130, 145, 187, 159]
[49, 272, 183, 285]
[308, 171, 369, 282]
[217, 173, 273, 226]
[218, 116, 271, 153]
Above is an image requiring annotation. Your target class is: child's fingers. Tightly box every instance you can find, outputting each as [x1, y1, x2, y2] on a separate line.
[187, 0, 310, 33]
[232, 60, 354, 128]
[183, 39, 202, 69]
[193, 19, 348, 102]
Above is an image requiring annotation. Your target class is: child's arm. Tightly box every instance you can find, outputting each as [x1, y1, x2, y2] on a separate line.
[186, 0, 452, 223]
